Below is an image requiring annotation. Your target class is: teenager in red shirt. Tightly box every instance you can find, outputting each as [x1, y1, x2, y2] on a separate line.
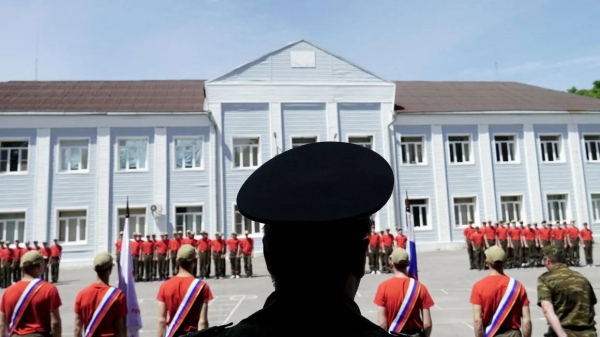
[470, 246, 531, 337]
[463, 222, 476, 270]
[580, 222, 594, 267]
[566, 221, 581, 266]
[508, 222, 522, 268]
[470, 227, 485, 270]
[168, 231, 183, 277]
[240, 230, 254, 278]
[374, 248, 434, 336]
[227, 232, 241, 279]
[368, 226, 381, 274]
[380, 230, 394, 273]
[395, 228, 407, 249]
[211, 233, 226, 279]
[156, 233, 170, 280]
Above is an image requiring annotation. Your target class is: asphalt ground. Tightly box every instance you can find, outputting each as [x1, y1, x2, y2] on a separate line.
[2, 248, 598, 337]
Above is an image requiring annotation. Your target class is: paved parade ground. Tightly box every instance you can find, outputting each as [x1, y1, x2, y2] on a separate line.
[12, 248, 599, 337]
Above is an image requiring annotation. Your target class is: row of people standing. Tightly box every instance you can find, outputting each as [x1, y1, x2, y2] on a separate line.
[464, 220, 595, 270]
[114, 229, 255, 281]
[366, 227, 408, 274]
[0, 238, 62, 287]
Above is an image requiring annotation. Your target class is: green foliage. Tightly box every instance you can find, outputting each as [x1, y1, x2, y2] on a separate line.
[568, 80, 600, 98]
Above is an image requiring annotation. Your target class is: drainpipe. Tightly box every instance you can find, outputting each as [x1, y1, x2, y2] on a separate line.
[205, 110, 225, 237]
[387, 112, 401, 229]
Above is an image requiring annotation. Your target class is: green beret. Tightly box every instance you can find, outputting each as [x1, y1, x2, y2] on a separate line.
[177, 244, 196, 261]
[93, 252, 114, 271]
[21, 251, 44, 268]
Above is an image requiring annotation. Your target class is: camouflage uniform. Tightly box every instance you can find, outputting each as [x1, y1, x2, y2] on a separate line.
[537, 246, 597, 337]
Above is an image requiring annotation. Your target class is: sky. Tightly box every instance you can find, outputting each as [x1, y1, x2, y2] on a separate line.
[1, 1, 599, 91]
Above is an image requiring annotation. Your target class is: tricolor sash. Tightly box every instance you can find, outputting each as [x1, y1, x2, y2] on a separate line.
[84, 286, 121, 337]
[8, 278, 45, 335]
[165, 279, 206, 337]
[484, 278, 522, 337]
[388, 278, 422, 334]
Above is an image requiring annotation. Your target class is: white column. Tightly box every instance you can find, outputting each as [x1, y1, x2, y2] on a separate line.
[523, 123, 544, 220]
[33, 128, 51, 241]
[209, 124, 219, 234]
[95, 127, 111, 252]
[153, 127, 168, 234]
[478, 125, 497, 220]
[270, 103, 283, 155]
[431, 125, 451, 242]
[326, 102, 339, 141]
[567, 124, 589, 226]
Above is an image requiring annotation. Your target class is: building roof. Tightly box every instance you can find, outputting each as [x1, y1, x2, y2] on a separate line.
[393, 81, 600, 113]
[0, 80, 205, 112]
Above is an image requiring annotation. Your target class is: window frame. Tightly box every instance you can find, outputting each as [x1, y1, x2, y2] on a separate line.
[0, 138, 31, 175]
[115, 137, 149, 173]
[493, 133, 519, 164]
[116, 206, 148, 239]
[233, 203, 263, 238]
[172, 136, 205, 171]
[399, 134, 427, 166]
[173, 204, 205, 234]
[56, 207, 88, 245]
[499, 195, 523, 222]
[406, 197, 432, 231]
[538, 133, 565, 164]
[452, 195, 478, 228]
[231, 136, 261, 170]
[545, 193, 569, 222]
[57, 137, 91, 174]
[582, 133, 600, 163]
[290, 135, 319, 149]
[590, 193, 600, 224]
[0, 209, 27, 243]
[446, 134, 474, 165]
[347, 134, 374, 151]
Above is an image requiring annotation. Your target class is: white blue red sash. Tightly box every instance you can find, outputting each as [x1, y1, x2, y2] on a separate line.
[166, 279, 206, 337]
[388, 278, 422, 334]
[8, 278, 45, 334]
[84, 286, 121, 337]
[484, 278, 522, 337]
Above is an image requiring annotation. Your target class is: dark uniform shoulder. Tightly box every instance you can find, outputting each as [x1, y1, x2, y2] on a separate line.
[180, 323, 234, 337]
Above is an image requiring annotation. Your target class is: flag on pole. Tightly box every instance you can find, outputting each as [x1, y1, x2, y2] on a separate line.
[405, 193, 418, 280]
[118, 197, 143, 337]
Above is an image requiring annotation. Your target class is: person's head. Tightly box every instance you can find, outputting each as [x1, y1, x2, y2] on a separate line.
[201, 230, 208, 238]
[511, 222, 516, 228]
[151, 234, 156, 240]
[386, 228, 390, 233]
[244, 230, 249, 238]
[475, 226, 480, 232]
[231, 232, 237, 239]
[397, 228, 403, 235]
[570, 221, 575, 227]
[176, 244, 197, 272]
[33, 240, 38, 246]
[42, 241, 48, 247]
[389, 248, 410, 272]
[534, 222, 538, 228]
[119, 231, 123, 238]
[542, 221, 547, 228]
[484, 246, 506, 271]
[21, 251, 45, 278]
[541, 245, 565, 270]
[0, 240, 4, 247]
[215, 232, 222, 239]
[481, 222, 486, 227]
[93, 252, 114, 279]
[583, 222, 588, 229]
[468, 220, 473, 227]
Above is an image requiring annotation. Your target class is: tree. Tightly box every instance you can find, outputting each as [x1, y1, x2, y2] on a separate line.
[567, 80, 600, 99]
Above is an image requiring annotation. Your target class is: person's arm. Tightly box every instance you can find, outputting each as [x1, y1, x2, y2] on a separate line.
[508, 236, 513, 248]
[74, 313, 83, 337]
[0, 311, 7, 337]
[521, 306, 532, 337]
[50, 309, 62, 337]
[422, 308, 432, 337]
[540, 301, 567, 337]
[157, 301, 167, 337]
[198, 302, 209, 330]
[376, 306, 387, 330]
[472, 304, 484, 337]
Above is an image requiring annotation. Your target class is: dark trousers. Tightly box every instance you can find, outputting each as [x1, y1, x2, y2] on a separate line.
[568, 242, 580, 265]
[170, 252, 178, 276]
[499, 240, 508, 253]
[584, 241, 594, 265]
[12, 265, 22, 283]
[158, 253, 167, 278]
[525, 241, 536, 264]
[213, 252, 225, 277]
[116, 252, 121, 268]
[467, 240, 475, 268]
[133, 256, 142, 281]
[368, 246, 380, 271]
[50, 257, 59, 282]
[486, 239, 496, 248]
[510, 241, 522, 266]
[143, 255, 153, 280]
[555, 240, 565, 250]
[42, 259, 49, 281]
[473, 245, 484, 269]
[243, 253, 253, 276]
[229, 256, 240, 276]
[381, 246, 393, 271]
[199, 251, 210, 278]
[1, 262, 11, 287]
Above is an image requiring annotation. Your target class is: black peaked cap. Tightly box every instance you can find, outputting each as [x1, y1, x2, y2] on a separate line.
[236, 142, 394, 225]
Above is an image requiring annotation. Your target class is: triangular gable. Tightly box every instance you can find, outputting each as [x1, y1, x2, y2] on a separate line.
[208, 40, 390, 84]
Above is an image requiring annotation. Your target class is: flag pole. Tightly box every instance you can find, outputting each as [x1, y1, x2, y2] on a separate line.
[119, 196, 142, 337]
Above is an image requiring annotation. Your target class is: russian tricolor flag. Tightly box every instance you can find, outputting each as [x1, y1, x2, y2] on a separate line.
[405, 194, 418, 280]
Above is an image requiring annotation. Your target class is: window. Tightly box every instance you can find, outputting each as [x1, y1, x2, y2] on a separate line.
[233, 138, 259, 168]
[175, 138, 203, 169]
[291, 137, 317, 149]
[453, 197, 476, 227]
[546, 194, 567, 222]
[584, 135, 600, 162]
[539, 135, 562, 162]
[400, 136, 424, 164]
[0, 141, 28, 173]
[234, 204, 261, 235]
[118, 208, 146, 237]
[0, 212, 25, 242]
[494, 135, 517, 163]
[591, 194, 600, 222]
[408, 199, 428, 228]
[175, 206, 203, 234]
[500, 196, 522, 222]
[59, 139, 89, 172]
[448, 136, 471, 163]
[58, 210, 87, 243]
[349, 136, 373, 150]
[118, 139, 147, 171]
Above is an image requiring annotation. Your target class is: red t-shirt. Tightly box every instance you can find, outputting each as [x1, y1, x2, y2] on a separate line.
[39, 247, 49, 258]
[0, 280, 62, 335]
[198, 238, 211, 252]
[553, 228, 566, 240]
[50, 245, 62, 257]
[581, 229, 593, 241]
[115, 240, 122, 253]
[141, 241, 155, 255]
[508, 228, 521, 241]
[169, 238, 182, 252]
[74, 284, 127, 337]
[240, 238, 253, 255]
[156, 276, 214, 334]
[131, 240, 142, 255]
[496, 227, 509, 240]
[211, 239, 225, 253]
[485, 226, 496, 240]
[463, 226, 475, 239]
[182, 238, 197, 247]
[395, 235, 407, 249]
[382, 234, 393, 247]
[568, 227, 579, 239]
[2, 247, 13, 262]
[368, 234, 380, 247]
[539, 229, 551, 241]
[374, 277, 434, 331]
[523, 228, 535, 241]
[470, 275, 529, 330]
[156, 240, 168, 254]
[227, 239, 240, 252]
[12, 247, 22, 262]
[470, 232, 484, 246]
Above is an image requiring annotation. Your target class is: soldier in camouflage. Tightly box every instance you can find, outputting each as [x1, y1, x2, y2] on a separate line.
[537, 245, 597, 337]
